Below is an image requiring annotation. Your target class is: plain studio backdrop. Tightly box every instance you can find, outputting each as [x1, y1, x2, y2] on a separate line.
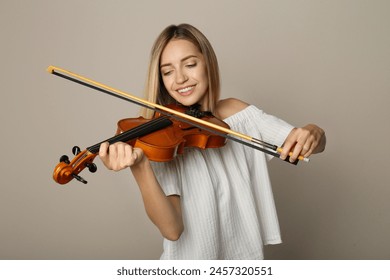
[1, 0, 389, 260]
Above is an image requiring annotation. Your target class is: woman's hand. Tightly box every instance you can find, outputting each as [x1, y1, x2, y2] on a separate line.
[99, 142, 145, 171]
[280, 124, 326, 162]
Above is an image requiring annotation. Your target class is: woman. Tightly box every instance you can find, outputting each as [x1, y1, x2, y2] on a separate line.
[99, 24, 326, 259]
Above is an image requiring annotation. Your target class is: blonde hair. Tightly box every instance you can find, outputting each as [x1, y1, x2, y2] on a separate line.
[142, 24, 220, 118]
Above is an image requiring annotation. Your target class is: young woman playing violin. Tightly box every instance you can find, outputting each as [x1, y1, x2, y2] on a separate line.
[99, 24, 326, 260]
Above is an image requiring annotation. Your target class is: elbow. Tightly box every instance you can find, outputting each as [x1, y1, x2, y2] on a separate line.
[165, 233, 181, 241]
[163, 225, 184, 241]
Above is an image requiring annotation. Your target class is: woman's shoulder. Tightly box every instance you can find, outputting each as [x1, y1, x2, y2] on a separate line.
[215, 98, 250, 120]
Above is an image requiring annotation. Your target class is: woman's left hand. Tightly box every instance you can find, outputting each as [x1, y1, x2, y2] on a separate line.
[280, 124, 326, 162]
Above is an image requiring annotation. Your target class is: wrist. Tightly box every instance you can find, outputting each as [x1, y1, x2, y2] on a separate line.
[130, 153, 149, 173]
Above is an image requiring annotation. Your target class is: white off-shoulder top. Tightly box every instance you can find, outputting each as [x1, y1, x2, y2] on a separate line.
[150, 105, 294, 259]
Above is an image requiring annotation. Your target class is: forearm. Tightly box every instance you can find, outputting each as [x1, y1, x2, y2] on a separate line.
[130, 157, 183, 241]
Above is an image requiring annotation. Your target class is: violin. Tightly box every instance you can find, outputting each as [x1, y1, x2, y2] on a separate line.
[53, 104, 229, 184]
[49, 66, 309, 185]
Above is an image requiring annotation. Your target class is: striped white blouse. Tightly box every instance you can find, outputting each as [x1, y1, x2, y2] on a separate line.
[150, 105, 294, 259]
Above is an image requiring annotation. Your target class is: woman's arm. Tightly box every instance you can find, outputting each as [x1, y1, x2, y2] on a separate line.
[99, 142, 184, 241]
[216, 98, 326, 163]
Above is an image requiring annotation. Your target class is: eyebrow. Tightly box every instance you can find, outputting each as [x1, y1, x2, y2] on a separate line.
[160, 55, 198, 68]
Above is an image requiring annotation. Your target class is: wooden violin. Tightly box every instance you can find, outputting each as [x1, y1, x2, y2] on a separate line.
[53, 104, 229, 184]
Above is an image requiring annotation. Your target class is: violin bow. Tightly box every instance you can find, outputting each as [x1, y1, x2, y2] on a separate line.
[47, 66, 308, 163]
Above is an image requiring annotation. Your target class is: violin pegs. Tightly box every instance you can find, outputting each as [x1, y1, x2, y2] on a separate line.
[72, 173, 88, 184]
[59, 155, 70, 164]
[72, 146, 81, 155]
[86, 163, 97, 173]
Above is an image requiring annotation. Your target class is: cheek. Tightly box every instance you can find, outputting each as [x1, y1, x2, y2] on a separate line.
[197, 66, 209, 87]
[161, 76, 172, 91]
[199, 72, 209, 90]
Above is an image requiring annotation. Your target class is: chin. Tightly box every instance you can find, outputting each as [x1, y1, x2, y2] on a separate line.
[171, 93, 205, 108]
[176, 98, 199, 107]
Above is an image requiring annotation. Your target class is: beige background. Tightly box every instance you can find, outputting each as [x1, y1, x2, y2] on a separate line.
[1, 0, 389, 259]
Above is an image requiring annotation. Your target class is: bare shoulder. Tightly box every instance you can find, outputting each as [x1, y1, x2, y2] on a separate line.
[215, 98, 249, 120]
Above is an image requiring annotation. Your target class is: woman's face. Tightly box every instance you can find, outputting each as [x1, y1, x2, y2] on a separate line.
[160, 39, 209, 109]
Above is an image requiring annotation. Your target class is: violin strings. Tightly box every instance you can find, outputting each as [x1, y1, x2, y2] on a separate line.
[86, 116, 172, 154]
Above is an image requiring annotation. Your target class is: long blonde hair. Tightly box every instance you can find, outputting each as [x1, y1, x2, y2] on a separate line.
[142, 24, 220, 118]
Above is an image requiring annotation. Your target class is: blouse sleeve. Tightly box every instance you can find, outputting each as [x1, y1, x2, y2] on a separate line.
[250, 105, 294, 147]
[149, 160, 182, 196]
[225, 105, 294, 160]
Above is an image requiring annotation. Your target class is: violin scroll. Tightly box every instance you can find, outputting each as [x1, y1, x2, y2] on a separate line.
[53, 147, 97, 184]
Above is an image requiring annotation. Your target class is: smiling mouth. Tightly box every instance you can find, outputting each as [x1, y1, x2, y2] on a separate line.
[177, 86, 195, 95]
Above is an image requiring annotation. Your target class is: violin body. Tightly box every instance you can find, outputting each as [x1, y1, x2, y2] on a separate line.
[117, 104, 228, 162]
[53, 104, 229, 184]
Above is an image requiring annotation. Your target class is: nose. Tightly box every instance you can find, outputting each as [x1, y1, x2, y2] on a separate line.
[175, 69, 188, 84]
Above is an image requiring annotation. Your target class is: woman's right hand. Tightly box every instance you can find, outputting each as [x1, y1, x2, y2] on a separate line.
[99, 142, 145, 171]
